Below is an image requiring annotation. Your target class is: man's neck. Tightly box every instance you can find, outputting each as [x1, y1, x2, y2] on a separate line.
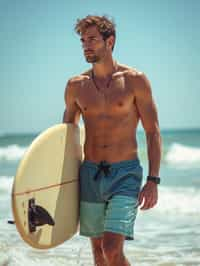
[92, 55, 117, 79]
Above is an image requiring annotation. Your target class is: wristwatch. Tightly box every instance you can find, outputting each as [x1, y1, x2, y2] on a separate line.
[147, 176, 161, 184]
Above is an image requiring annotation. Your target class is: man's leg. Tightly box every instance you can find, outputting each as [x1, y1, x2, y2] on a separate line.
[103, 232, 130, 266]
[90, 236, 108, 266]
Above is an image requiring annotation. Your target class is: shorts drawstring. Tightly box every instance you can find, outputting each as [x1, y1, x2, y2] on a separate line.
[93, 161, 111, 180]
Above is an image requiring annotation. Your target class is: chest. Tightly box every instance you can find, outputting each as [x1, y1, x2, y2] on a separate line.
[77, 76, 134, 116]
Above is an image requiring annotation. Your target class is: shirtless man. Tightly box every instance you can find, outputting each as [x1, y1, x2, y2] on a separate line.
[63, 15, 162, 266]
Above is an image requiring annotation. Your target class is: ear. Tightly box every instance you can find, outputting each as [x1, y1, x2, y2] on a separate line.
[106, 36, 115, 51]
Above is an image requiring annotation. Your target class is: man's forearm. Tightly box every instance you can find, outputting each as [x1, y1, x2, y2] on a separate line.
[146, 131, 162, 177]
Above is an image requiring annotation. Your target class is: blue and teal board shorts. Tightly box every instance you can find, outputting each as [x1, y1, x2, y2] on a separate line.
[79, 158, 143, 240]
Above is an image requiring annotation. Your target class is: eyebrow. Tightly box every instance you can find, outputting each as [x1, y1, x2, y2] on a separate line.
[80, 36, 97, 42]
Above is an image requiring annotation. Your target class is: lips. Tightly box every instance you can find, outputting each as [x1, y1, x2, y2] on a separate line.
[84, 50, 94, 55]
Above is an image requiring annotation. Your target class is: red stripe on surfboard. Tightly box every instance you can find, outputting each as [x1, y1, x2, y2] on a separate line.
[12, 179, 78, 196]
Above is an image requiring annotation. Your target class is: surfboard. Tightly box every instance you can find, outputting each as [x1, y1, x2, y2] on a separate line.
[11, 123, 83, 249]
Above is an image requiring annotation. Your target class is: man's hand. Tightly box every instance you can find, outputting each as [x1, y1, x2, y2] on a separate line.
[138, 181, 158, 210]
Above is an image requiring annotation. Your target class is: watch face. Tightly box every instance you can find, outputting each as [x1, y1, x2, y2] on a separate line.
[155, 178, 160, 184]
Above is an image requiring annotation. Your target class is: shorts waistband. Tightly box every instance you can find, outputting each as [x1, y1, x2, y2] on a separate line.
[82, 158, 140, 170]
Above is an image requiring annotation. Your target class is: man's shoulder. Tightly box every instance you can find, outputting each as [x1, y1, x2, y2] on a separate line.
[67, 70, 91, 87]
[117, 64, 151, 95]
[117, 63, 143, 78]
[118, 64, 149, 89]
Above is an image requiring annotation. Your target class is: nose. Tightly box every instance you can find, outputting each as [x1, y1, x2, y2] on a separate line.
[82, 43, 91, 51]
[82, 39, 93, 51]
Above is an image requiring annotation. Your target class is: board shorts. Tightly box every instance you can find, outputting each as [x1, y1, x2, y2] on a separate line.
[79, 158, 143, 240]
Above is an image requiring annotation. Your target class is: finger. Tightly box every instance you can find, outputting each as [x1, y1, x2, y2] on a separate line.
[150, 198, 158, 208]
[150, 192, 158, 206]
[141, 188, 158, 210]
[147, 195, 158, 209]
[140, 194, 153, 210]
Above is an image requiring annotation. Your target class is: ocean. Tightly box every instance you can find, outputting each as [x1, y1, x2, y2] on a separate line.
[0, 128, 200, 266]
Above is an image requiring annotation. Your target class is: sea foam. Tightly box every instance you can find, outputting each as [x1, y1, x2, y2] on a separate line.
[0, 145, 27, 161]
[0, 176, 14, 193]
[165, 142, 200, 168]
[154, 186, 200, 215]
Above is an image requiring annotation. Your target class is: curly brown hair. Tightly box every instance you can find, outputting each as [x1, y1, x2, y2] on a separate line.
[74, 15, 116, 51]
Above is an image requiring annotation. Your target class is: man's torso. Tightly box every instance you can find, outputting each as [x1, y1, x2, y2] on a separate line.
[70, 63, 141, 163]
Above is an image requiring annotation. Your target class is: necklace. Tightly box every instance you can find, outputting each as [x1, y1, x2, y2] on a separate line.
[91, 62, 118, 93]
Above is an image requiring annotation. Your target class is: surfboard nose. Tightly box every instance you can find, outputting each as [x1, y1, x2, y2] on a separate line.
[28, 198, 55, 233]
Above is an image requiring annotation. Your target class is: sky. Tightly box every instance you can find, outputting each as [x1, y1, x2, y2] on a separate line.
[0, 0, 200, 134]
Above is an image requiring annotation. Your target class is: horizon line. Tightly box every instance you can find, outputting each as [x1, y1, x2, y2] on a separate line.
[1, 126, 200, 137]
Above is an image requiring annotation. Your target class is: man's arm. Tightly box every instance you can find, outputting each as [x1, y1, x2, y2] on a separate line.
[134, 72, 162, 177]
[133, 72, 162, 210]
[63, 78, 81, 125]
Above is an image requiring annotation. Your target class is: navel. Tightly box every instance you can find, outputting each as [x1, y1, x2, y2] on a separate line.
[99, 144, 110, 149]
[103, 145, 109, 148]
[118, 101, 124, 106]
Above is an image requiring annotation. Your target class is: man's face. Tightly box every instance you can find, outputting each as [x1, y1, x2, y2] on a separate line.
[80, 26, 108, 63]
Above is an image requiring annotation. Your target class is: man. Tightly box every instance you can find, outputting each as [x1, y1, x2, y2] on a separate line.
[63, 15, 162, 266]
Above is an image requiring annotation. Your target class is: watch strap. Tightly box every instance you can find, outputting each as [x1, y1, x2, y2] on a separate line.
[147, 176, 160, 184]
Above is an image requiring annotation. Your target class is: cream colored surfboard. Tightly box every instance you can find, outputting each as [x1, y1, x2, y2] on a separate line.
[12, 123, 83, 249]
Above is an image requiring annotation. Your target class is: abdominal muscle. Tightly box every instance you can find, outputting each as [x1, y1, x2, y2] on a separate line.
[82, 114, 139, 163]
